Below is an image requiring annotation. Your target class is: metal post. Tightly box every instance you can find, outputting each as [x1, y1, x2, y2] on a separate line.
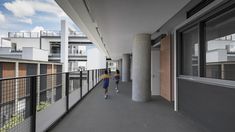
[95, 69, 98, 84]
[92, 70, 94, 88]
[65, 73, 69, 111]
[30, 76, 37, 132]
[80, 70, 83, 98]
[97, 69, 100, 82]
[199, 22, 206, 77]
[87, 70, 89, 92]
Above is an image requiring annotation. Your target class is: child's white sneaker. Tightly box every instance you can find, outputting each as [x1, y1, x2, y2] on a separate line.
[104, 95, 108, 99]
[116, 90, 119, 93]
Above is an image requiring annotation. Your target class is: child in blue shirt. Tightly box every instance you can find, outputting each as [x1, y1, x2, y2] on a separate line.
[101, 70, 111, 99]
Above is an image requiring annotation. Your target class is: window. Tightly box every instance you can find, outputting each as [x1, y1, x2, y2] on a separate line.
[50, 43, 60, 54]
[78, 46, 86, 55]
[205, 8, 235, 80]
[68, 45, 72, 54]
[68, 61, 73, 72]
[181, 26, 199, 76]
[11, 43, 17, 51]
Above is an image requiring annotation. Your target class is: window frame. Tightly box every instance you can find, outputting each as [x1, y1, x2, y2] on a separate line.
[177, 1, 235, 80]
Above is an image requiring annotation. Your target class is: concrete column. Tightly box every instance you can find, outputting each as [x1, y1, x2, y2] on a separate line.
[132, 33, 151, 102]
[118, 59, 122, 73]
[61, 20, 69, 72]
[122, 54, 131, 82]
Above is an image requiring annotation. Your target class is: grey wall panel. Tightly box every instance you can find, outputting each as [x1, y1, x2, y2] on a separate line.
[224, 64, 235, 81]
[178, 78, 235, 132]
[27, 64, 37, 76]
[40, 64, 47, 102]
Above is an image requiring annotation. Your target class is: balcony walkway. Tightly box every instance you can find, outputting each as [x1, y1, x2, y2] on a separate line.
[49, 79, 209, 132]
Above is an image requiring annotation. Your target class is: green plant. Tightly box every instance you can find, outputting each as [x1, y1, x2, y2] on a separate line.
[0, 114, 24, 132]
[37, 101, 50, 112]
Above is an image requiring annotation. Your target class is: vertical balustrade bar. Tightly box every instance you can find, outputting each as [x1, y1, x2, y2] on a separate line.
[95, 69, 98, 84]
[92, 70, 94, 88]
[87, 70, 89, 92]
[65, 73, 69, 111]
[80, 70, 83, 98]
[30, 76, 37, 132]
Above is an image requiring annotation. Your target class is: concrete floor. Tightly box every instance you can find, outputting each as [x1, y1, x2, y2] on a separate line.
[50, 80, 209, 132]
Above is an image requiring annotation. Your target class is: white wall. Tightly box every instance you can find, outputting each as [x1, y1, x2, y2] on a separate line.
[0, 47, 12, 53]
[87, 47, 106, 70]
[11, 38, 40, 50]
[151, 49, 160, 95]
[207, 40, 232, 51]
[22, 47, 49, 61]
[206, 49, 227, 63]
[0, 47, 22, 59]
[1, 39, 11, 47]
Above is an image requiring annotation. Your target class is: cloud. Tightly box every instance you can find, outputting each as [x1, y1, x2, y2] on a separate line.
[4, 1, 35, 17]
[19, 18, 32, 24]
[0, 12, 6, 23]
[31, 26, 45, 32]
[4, 0, 66, 18]
[32, 1, 66, 17]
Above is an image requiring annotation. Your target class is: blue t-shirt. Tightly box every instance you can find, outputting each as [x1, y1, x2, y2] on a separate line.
[101, 74, 110, 88]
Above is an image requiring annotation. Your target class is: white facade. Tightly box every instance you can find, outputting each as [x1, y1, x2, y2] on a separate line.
[22, 47, 48, 61]
[11, 38, 40, 50]
[87, 47, 106, 70]
[0, 21, 97, 71]
[0, 47, 48, 61]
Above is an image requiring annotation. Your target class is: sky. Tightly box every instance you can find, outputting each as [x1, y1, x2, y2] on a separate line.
[0, 0, 80, 39]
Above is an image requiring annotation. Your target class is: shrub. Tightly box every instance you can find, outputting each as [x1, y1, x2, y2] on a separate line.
[37, 101, 50, 112]
[0, 114, 24, 132]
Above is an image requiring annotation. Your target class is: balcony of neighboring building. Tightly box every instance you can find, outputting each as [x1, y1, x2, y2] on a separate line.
[48, 44, 88, 61]
[7, 31, 87, 39]
[0, 47, 49, 61]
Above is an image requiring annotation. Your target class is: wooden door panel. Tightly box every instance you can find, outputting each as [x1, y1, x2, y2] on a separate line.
[160, 35, 172, 101]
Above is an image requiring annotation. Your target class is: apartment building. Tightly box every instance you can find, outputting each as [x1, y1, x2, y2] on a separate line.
[1, 21, 95, 72]
[0, 57, 62, 128]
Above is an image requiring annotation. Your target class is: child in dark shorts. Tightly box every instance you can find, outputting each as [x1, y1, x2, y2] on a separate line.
[101, 70, 110, 99]
[114, 70, 120, 93]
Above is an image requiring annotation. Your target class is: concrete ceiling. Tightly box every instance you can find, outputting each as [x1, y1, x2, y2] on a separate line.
[56, 0, 190, 59]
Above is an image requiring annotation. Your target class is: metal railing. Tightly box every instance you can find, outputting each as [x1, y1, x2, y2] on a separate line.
[40, 31, 61, 37]
[8, 31, 87, 38]
[0, 69, 105, 132]
[8, 32, 40, 38]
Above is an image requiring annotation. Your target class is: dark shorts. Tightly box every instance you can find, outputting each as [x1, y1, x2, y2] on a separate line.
[103, 83, 109, 89]
[103, 86, 108, 89]
[115, 80, 119, 84]
[103, 78, 109, 89]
